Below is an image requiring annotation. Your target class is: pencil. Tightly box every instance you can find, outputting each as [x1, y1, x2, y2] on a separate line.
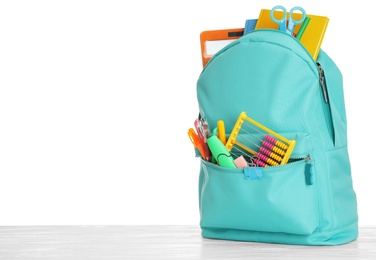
[296, 17, 311, 41]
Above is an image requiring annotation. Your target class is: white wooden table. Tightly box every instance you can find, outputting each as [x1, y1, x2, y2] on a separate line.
[0, 225, 375, 259]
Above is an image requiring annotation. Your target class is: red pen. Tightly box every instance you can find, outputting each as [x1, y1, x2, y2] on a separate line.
[194, 119, 212, 161]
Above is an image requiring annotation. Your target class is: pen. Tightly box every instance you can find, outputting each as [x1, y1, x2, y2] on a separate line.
[194, 119, 205, 141]
[188, 128, 207, 159]
[217, 120, 227, 145]
[296, 17, 310, 41]
[199, 118, 213, 161]
[194, 119, 211, 161]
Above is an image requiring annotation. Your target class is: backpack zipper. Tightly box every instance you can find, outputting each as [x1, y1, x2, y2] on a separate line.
[240, 155, 313, 185]
[317, 63, 335, 145]
[305, 155, 313, 185]
[318, 64, 328, 103]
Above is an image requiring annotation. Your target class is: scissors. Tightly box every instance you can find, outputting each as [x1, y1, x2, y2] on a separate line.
[270, 5, 306, 36]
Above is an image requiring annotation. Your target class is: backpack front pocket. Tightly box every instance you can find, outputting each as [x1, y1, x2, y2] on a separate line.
[199, 156, 319, 235]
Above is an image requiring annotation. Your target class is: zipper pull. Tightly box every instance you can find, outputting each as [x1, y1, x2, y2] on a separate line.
[305, 155, 313, 185]
[317, 63, 329, 103]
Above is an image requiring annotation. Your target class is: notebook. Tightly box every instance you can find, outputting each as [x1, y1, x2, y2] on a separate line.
[255, 9, 329, 61]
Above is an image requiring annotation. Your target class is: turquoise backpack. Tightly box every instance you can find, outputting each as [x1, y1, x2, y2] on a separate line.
[195, 29, 358, 245]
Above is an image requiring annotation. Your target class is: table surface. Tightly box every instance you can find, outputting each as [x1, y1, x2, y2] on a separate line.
[0, 225, 375, 259]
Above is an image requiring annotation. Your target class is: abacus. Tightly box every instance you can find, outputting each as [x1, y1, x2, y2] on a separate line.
[225, 111, 296, 167]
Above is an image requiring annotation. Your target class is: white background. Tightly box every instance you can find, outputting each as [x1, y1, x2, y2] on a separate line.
[0, 0, 374, 225]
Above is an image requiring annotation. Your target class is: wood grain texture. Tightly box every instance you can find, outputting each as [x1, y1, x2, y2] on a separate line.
[0, 225, 375, 259]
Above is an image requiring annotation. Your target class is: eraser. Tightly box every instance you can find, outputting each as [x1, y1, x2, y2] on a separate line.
[234, 156, 249, 168]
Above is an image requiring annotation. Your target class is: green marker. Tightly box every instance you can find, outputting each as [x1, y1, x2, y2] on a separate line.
[296, 17, 311, 41]
[207, 135, 236, 168]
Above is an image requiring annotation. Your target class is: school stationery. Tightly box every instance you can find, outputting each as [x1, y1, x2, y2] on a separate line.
[255, 8, 329, 61]
[200, 28, 244, 67]
[207, 135, 237, 168]
[296, 17, 311, 40]
[194, 118, 211, 161]
[188, 128, 207, 160]
[243, 18, 258, 35]
[226, 111, 296, 167]
[270, 5, 306, 35]
[233, 155, 249, 168]
[217, 120, 226, 145]
[193, 22, 358, 245]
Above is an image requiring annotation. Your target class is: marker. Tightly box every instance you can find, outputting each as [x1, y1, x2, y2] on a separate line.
[207, 135, 236, 168]
[188, 128, 207, 160]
